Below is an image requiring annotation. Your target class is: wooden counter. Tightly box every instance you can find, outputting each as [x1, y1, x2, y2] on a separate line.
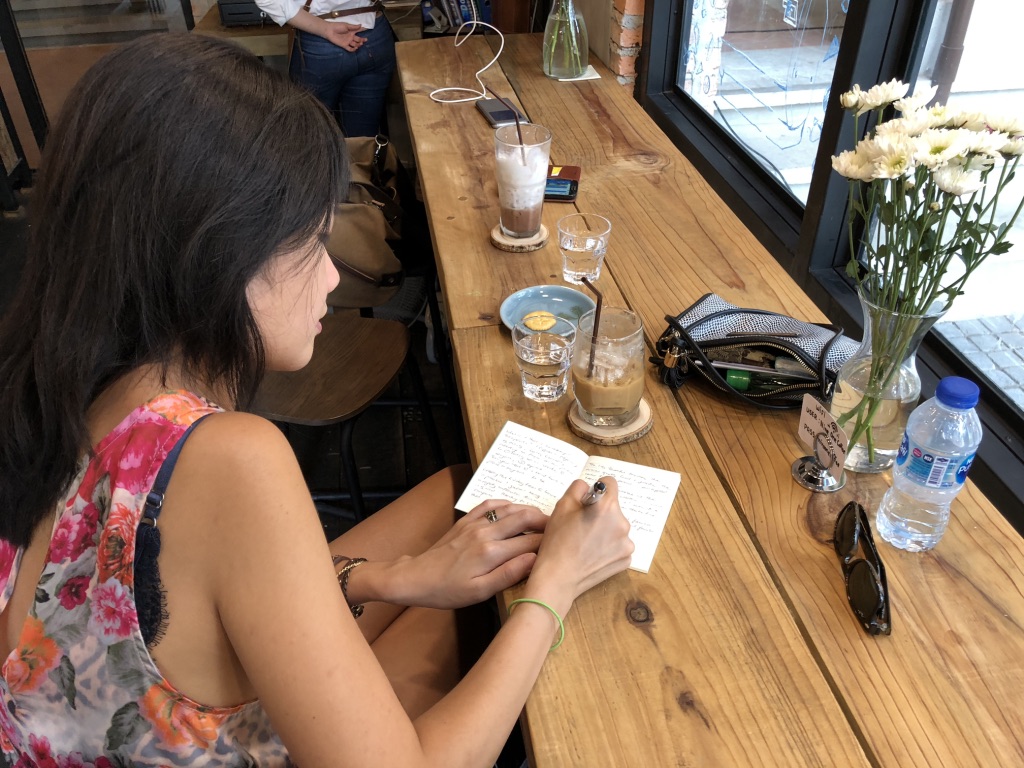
[193, 4, 289, 58]
[397, 33, 1024, 767]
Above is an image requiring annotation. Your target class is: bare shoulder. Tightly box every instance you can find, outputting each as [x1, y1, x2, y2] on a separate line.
[160, 410, 324, 574]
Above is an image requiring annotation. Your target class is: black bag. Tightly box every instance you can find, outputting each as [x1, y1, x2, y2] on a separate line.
[326, 134, 406, 309]
[652, 293, 859, 409]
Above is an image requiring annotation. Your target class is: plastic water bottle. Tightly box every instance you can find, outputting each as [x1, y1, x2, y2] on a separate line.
[876, 376, 983, 551]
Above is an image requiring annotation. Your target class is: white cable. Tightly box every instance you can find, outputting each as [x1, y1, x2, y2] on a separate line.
[428, 20, 505, 104]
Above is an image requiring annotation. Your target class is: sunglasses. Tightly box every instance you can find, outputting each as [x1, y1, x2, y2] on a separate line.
[832, 501, 891, 636]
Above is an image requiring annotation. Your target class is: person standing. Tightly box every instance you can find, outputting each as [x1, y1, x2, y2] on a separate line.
[257, 0, 396, 136]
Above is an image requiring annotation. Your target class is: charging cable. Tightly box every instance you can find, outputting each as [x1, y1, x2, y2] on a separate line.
[428, 20, 505, 104]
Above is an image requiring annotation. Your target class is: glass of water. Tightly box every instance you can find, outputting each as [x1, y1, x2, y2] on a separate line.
[512, 317, 576, 402]
[558, 213, 611, 284]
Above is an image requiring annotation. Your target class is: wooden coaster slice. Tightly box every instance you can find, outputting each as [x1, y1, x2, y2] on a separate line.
[490, 224, 549, 252]
[567, 397, 654, 445]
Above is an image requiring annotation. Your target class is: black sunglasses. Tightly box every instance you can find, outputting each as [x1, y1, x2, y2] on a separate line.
[832, 501, 891, 636]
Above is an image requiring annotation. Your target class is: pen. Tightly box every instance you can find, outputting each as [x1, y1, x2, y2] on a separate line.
[581, 480, 606, 506]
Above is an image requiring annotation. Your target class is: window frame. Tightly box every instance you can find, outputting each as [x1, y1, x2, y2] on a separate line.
[637, 0, 1024, 530]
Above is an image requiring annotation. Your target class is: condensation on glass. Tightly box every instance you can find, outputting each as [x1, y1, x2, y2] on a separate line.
[677, 0, 848, 203]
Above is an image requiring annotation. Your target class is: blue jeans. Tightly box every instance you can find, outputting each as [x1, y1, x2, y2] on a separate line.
[290, 18, 396, 137]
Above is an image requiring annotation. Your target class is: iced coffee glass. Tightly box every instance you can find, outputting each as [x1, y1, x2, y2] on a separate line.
[494, 124, 552, 239]
[572, 308, 645, 426]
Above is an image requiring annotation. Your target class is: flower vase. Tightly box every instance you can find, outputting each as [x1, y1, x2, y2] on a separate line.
[542, 0, 588, 79]
[830, 287, 946, 473]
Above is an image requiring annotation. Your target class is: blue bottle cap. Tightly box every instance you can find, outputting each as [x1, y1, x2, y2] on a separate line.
[936, 376, 980, 409]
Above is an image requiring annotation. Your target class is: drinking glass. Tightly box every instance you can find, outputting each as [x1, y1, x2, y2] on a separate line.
[512, 317, 576, 402]
[571, 307, 645, 426]
[558, 213, 611, 284]
[494, 124, 553, 239]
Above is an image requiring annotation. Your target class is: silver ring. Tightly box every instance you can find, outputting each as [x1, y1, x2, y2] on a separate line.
[485, 509, 499, 524]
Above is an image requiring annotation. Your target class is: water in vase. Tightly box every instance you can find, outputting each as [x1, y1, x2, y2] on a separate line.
[830, 357, 920, 473]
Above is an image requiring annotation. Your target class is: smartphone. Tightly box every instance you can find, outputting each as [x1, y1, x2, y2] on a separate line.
[476, 98, 527, 128]
[545, 164, 581, 202]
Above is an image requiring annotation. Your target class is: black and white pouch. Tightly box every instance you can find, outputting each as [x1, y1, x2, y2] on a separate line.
[652, 293, 860, 409]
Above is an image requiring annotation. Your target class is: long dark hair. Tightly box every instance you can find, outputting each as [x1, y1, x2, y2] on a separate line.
[0, 33, 346, 546]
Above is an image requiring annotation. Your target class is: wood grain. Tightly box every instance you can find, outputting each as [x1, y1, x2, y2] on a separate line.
[483, 35, 1024, 766]
[398, 34, 1024, 767]
[451, 324, 868, 768]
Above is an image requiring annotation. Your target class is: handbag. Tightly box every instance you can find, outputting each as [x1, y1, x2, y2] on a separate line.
[326, 134, 406, 309]
[651, 293, 859, 409]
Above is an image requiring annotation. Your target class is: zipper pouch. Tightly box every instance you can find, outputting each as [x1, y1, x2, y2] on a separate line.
[652, 293, 859, 409]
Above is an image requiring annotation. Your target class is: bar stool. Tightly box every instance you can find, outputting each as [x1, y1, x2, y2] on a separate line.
[252, 312, 444, 521]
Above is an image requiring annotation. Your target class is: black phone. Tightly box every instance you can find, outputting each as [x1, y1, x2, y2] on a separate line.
[544, 177, 579, 202]
[476, 98, 527, 128]
[544, 164, 581, 202]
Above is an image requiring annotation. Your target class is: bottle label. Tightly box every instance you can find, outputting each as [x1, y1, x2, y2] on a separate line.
[895, 433, 975, 488]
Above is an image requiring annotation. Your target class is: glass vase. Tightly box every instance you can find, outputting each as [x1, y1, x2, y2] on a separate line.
[830, 287, 946, 474]
[542, 0, 588, 79]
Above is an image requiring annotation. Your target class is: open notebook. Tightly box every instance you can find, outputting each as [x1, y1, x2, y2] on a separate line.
[455, 421, 680, 572]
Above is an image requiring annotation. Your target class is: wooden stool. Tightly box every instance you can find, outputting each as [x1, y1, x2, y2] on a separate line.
[253, 312, 443, 520]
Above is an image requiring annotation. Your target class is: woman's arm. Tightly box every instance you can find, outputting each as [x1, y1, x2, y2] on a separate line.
[252, 0, 367, 47]
[188, 414, 631, 767]
[339, 501, 552, 611]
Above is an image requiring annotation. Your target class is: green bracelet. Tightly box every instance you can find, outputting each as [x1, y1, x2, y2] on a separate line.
[507, 598, 565, 651]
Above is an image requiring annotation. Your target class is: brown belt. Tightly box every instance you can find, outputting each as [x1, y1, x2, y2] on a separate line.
[316, 1, 384, 19]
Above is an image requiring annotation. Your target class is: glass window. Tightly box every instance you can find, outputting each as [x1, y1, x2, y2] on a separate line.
[918, 0, 1024, 419]
[678, 0, 847, 202]
[0, 0, 193, 164]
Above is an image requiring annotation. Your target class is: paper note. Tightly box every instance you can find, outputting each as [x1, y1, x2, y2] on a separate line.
[456, 421, 680, 572]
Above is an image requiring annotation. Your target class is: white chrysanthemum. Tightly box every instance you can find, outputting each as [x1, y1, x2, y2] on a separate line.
[985, 113, 1024, 136]
[871, 135, 915, 179]
[927, 104, 954, 127]
[964, 130, 1009, 157]
[856, 79, 911, 115]
[831, 148, 875, 181]
[840, 84, 864, 112]
[945, 111, 988, 131]
[894, 84, 938, 114]
[877, 111, 932, 138]
[913, 129, 969, 168]
[1000, 135, 1024, 156]
[933, 166, 984, 196]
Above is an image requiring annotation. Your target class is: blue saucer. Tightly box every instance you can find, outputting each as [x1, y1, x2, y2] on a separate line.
[499, 285, 596, 332]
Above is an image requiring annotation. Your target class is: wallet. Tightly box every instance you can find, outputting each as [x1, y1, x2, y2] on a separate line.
[651, 293, 859, 409]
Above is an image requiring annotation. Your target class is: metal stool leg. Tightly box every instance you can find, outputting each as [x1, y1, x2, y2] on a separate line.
[339, 419, 367, 521]
[403, 353, 445, 470]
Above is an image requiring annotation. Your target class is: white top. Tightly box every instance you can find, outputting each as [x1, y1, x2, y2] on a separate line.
[254, 0, 377, 30]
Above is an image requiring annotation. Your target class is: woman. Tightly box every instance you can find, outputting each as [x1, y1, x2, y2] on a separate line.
[256, 0, 396, 136]
[0, 34, 633, 766]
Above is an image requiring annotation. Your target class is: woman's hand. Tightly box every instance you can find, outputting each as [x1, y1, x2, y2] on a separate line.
[324, 22, 367, 52]
[523, 477, 634, 614]
[375, 501, 551, 609]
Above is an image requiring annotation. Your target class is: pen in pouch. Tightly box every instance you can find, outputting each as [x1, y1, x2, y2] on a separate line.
[581, 480, 606, 506]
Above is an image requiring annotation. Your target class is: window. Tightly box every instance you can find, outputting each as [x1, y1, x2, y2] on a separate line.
[639, 0, 1024, 527]
[679, 0, 846, 203]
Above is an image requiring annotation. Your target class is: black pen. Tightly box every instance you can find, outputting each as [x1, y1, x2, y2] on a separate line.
[581, 480, 606, 506]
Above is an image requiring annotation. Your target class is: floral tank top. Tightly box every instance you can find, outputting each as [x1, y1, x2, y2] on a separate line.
[0, 391, 293, 767]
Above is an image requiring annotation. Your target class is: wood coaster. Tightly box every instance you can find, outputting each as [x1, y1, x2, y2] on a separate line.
[490, 223, 549, 252]
[566, 397, 654, 445]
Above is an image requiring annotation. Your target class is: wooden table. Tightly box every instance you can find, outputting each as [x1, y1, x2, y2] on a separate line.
[193, 4, 289, 58]
[396, 34, 1024, 767]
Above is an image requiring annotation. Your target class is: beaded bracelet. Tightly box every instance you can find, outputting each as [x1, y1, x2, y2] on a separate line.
[332, 555, 368, 618]
[507, 598, 565, 651]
